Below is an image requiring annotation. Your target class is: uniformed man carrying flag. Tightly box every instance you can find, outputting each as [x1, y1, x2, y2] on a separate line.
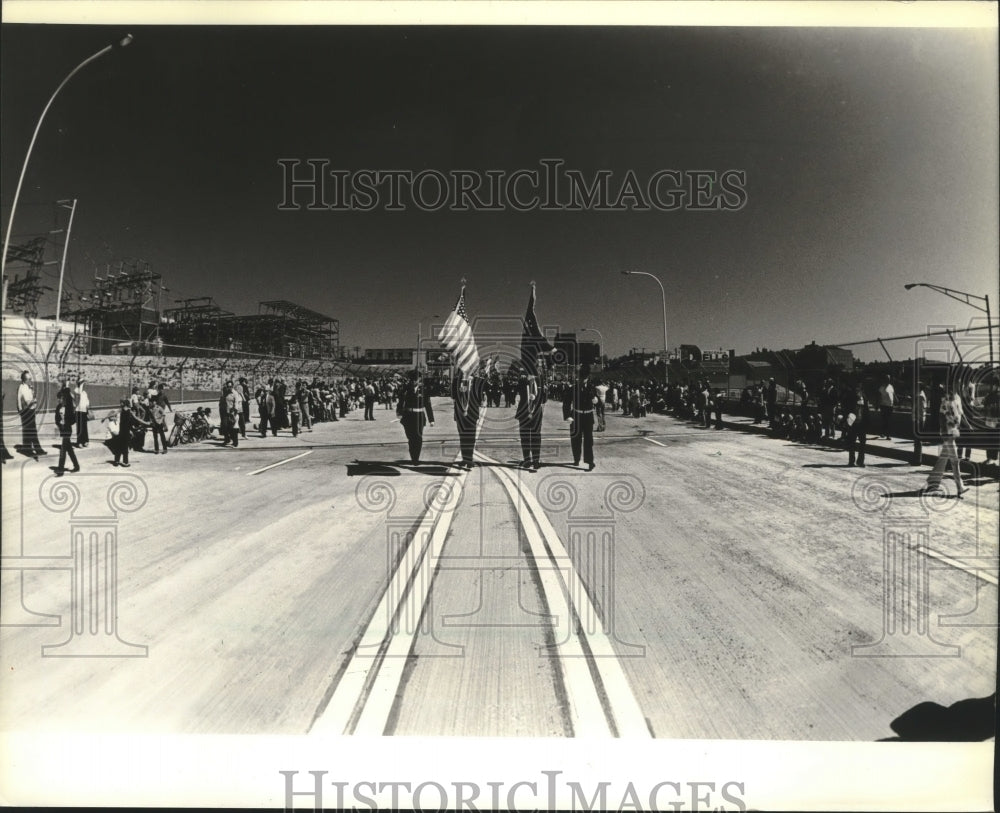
[452, 364, 485, 469]
[439, 280, 481, 468]
[517, 282, 553, 470]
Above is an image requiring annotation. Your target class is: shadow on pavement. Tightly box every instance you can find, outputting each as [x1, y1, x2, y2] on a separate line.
[347, 459, 460, 477]
[885, 488, 933, 499]
[878, 694, 996, 741]
[499, 459, 581, 471]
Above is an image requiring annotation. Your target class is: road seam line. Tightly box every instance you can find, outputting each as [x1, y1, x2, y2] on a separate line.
[310, 464, 464, 734]
[246, 450, 313, 476]
[480, 451, 651, 738]
[351, 475, 465, 735]
[483, 459, 611, 737]
[311, 412, 485, 735]
[916, 546, 998, 587]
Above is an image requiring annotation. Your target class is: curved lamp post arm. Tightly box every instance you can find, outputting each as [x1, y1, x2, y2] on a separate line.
[904, 282, 988, 313]
[1, 35, 133, 282]
[905, 282, 994, 366]
[621, 270, 668, 383]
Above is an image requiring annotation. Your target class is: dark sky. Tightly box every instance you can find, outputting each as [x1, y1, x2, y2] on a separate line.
[2, 22, 997, 360]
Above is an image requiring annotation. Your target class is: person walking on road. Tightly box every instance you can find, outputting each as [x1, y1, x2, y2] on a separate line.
[563, 363, 598, 471]
[257, 384, 277, 437]
[924, 385, 968, 497]
[150, 398, 169, 454]
[17, 370, 46, 458]
[594, 381, 608, 432]
[219, 381, 240, 447]
[54, 385, 80, 476]
[289, 396, 301, 437]
[452, 367, 485, 469]
[843, 382, 869, 467]
[877, 374, 895, 439]
[713, 388, 725, 429]
[229, 379, 245, 439]
[74, 378, 91, 448]
[239, 377, 251, 438]
[108, 399, 147, 467]
[516, 372, 546, 470]
[699, 380, 712, 428]
[1, 393, 13, 463]
[150, 383, 173, 454]
[397, 369, 435, 464]
[912, 382, 928, 466]
[765, 379, 777, 428]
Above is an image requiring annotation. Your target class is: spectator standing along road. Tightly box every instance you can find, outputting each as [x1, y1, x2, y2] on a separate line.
[924, 386, 968, 497]
[912, 382, 928, 466]
[74, 378, 91, 448]
[17, 370, 46, 458]
[843, 382, 869, 468]
[877, 374, 895, 439]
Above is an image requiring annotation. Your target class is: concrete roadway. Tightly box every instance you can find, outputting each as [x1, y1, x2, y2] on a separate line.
[1, 400, 996, 740]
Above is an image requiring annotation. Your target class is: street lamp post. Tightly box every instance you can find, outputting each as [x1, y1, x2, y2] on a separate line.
[417, 314, 440, 372]
[578, 327, 604, 369]
[1, 34, 133, 310]
[904, 283, 995, 366]
[54, 199, 77, 322]
[621, 270, 668, 384]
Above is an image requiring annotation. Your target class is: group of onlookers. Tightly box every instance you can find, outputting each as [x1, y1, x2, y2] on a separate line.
[7, 370, 94, 473]
[248, 375, 403, 438]
[5, 366, 997, 495]
[735, 374, 998, 494]
[2, 371, 408, 470]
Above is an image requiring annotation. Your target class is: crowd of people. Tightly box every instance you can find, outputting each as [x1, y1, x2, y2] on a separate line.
[730, 373, 999, 495]
[5, 363, 996, 494]
[1, 371, 420, 472]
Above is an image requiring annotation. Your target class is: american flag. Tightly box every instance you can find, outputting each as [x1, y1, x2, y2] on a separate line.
[439, 289, 480, 377]
[521, 285, 555, 376]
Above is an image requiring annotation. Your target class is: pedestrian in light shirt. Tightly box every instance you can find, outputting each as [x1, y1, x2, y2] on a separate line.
[74, 378, 91, 448]
[877, 374, 895, 439]
[924, 385, 968, 498]
[17, 370, 46, 458]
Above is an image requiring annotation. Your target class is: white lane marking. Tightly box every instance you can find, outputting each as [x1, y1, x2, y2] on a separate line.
[246, 450, 312, 476]
[486, 463, 612, 737]
[352, 476, 464, 735]
[312, 412, 485, 736]
[916, 547, 999, 587]
[479, 452, 651, 738]
[311, 464, 465, 735]
[642, 436, 667, 447]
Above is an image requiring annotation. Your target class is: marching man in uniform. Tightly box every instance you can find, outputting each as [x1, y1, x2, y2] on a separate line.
[397, 369, 435, 464]
[563, 363, 599, 471]
[452, 365, 485, 469]
[519, 281, 556, 472]
[515, 370, 546, 471]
